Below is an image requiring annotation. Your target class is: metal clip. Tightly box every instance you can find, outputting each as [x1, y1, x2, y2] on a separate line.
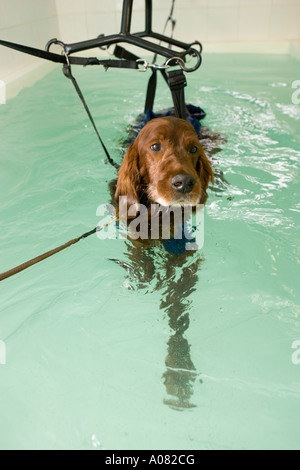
[136, 54, 201, 74]
[136, 59, 170, 72]
[136, 59, 150, 72]
[46, 38, 70, 67]
[165, 57, 186, 70]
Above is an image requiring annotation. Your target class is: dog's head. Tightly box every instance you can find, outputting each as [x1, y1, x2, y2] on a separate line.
[115, 116, 214, 209]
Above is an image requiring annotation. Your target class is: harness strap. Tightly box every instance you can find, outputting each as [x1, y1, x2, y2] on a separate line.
[144, 70, 157, 113]
[113, 45, 140, 63]
[114, 44, 160, 114]
[167, 69, 188, 119]
[62, 63, 120, 170]
[0, 39, 139, 69]
[144, 68, 169, 114]
[144, 67, 188, 120]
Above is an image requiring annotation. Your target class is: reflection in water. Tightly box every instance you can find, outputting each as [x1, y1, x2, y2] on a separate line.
[160, 252, 201, 410]
[116, 242, 203, 410]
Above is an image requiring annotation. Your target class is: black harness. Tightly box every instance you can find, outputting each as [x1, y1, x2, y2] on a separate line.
[0, 39, 192, 170]
[0, 0, 204, 282]
[0, 0, 202, 170]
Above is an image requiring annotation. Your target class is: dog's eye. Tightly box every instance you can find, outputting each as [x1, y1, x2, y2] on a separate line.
[150, 143, 162, 153]
[189, 145, 198, 154]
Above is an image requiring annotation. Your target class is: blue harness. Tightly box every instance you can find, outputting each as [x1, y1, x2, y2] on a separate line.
[130, 104, 206, 141]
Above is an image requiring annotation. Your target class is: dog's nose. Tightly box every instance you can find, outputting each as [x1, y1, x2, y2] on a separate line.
[171, 173, 196, 194]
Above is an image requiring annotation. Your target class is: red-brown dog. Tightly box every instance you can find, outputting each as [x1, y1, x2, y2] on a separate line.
[115, 116, 214, 211]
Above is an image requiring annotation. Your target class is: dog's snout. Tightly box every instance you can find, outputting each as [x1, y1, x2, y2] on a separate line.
[171, 173, 196, 194]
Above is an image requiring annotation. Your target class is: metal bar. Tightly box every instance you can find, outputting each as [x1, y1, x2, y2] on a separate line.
[65, 34, 182, 59]
[134, 32, 191, 51]
[65, 34, 123, 54]
[64, 1, 200, 61]
[121, 0, 134, 34]
[145, 0, 152, 34]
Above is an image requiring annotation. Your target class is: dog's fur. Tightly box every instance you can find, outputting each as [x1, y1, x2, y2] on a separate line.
[114, 116, 214, 212]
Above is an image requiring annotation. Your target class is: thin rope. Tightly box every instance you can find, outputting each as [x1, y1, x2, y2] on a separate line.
[0, 217, 117, 282]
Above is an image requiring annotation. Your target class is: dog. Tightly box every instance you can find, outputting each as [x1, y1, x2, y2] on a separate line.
[110, 115, 224, 409]
[114, 116, 215, 212]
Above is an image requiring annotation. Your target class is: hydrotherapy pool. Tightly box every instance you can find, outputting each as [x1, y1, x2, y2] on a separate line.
[0, 53, 299, 450]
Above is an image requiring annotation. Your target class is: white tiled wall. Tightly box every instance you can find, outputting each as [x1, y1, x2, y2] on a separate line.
[1, 0, 300, 97]
[49, 0, 300, 46]
[0, 0, 60, 97]
[55, 0, 300, 48]
[173, 0, 300, 44]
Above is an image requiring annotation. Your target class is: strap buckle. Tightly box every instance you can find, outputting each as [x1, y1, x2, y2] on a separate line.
[137, 52, 201, 74]
[137, 59, 170, 73]
[136, 57, 186, 73]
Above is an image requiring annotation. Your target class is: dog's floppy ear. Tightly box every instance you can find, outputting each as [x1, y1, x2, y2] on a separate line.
[197, 146, 215, 203]
[115, 140, 141, 208]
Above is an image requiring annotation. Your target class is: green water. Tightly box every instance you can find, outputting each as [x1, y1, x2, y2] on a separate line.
[0, 54, 299, 450]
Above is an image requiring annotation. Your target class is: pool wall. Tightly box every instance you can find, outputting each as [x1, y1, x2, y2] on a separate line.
[0, 0, 300, 99]
[0, 0, 60, 99]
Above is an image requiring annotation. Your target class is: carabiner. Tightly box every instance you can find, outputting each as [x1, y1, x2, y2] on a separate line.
[136, 59, 169, 73]
[165, 57, 186, 70]
[166, 52, 202, 73]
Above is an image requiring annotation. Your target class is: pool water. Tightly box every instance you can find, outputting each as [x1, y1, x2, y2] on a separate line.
[0, 53, 299, 450]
